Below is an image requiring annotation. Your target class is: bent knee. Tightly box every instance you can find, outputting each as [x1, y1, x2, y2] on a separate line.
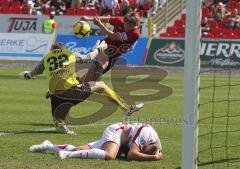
[96, 81, 106, 86]
[92, 81, 106, 92]
[95, 81, 107, 89]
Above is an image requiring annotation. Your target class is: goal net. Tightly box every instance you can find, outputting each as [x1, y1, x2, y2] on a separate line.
[182, 1, 240, 169]
[198, 42, 240, 168]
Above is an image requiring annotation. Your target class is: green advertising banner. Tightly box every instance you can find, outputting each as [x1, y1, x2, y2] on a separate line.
[145, 38, 240, 67]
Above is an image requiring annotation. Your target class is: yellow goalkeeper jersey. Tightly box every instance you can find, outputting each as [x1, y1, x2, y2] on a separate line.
[43, 48, 79, 94]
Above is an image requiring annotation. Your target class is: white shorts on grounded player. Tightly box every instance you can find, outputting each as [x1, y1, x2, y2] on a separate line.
[88, 123, 130, 149]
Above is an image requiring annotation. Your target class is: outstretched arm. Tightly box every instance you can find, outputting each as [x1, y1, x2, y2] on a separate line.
[81, 16, 122, 41]
[93, 17, 122, 41]
[76, 40, 107, 64]
[31, 60, 45, 76]
[19, 59, 44, 79]
[81, 16, 111, 23]
[127, 143, 162, 161]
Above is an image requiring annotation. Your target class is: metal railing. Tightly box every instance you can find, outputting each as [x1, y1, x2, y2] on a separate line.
[149, 0, 186, 37]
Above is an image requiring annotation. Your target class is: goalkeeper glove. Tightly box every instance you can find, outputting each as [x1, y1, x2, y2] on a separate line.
[19, 71, 35, 80]
[94, 40, 107, 54]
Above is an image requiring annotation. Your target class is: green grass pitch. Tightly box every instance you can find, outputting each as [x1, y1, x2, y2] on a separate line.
[0, 66, 239, 169]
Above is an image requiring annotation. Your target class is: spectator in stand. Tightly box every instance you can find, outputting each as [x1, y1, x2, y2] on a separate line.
[118, 0, 132, 16]
[205, 0, 214, 7]
[225, 9, 240, 29]
[214, 0, 229, 5]
[100, 0, 118, 16]
[63, 0, 72, 8]
[213, 2, 230, 21]
[28, 0, 44, 15]
[201, 16, 211, 35]
[119, 7, 132, 16]
[45, 0, 66, 15]
[71, 0, 82, 8]
[137, 0, 158, 10]
[118, 0, 129, 10]
[83, 0, 98, 7]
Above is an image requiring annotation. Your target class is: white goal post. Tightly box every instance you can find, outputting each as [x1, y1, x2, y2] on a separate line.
[182, 0, 201, 169]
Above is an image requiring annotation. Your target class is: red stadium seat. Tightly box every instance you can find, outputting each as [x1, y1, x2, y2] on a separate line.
[233, 28, 240, 37]
[211, 27, 223, 38]
[202, 7, 210, 17]
[218, 21, 226, 28]
[177, 26, 185, 35]
[226, 5, 237, 12]
[22, 6, 30, 14]
[222, 28, 234, 38]
[43, 8, 54, 15]
[11, 1, 21, 7]
[11, 6, 22, 14]
[137, 10, 143, 18]
[85, 9, 97, 16]
[159, 32, 170, 37]
[0, 0, 9, 7]
[174, 20, 184, 28]
[76, 8, 85, 15]
[1, 6, 11, 13]
[202, 33, 215, 38]
[181, 14, 186, 24]
[229, 1, 238, 7]
[166, 27, 176, 35]
[129, 0, 138, 8]
[65, 8, 75, 15]
[143, 4, 152, 11]
[208, 20, 218, 28]
[176, 32, 185, 37]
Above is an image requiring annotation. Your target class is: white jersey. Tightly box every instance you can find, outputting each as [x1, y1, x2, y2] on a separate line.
[127, 123, 162, 151]
[88, 123, 131, 149]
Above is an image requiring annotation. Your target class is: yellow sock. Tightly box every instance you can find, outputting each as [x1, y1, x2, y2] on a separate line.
[102, 85, 130, 110]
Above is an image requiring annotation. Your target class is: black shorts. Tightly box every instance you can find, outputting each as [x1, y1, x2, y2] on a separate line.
[50, 83, 91, 116]
[103, 56, 118, 74]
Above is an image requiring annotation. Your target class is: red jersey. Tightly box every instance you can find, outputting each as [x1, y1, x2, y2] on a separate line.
[104, 16, 140, 58]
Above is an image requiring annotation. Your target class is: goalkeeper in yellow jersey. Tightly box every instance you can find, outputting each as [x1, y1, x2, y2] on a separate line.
[19, 41, 143, 135]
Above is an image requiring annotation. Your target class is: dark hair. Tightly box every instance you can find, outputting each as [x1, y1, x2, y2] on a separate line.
[120, 5, 132, 16]
[50, 14, 54, 19]
[123, 12, 140, 26]
[51, 43, 65, 50]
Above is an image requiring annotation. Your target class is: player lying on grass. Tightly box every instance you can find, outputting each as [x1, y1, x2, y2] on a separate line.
[79, 11, 141, 83]
[29, 122, 162, 161]
[19, 42, 143, 135]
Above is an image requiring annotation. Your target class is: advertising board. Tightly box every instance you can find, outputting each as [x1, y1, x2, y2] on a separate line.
[0, 33, 55, 60]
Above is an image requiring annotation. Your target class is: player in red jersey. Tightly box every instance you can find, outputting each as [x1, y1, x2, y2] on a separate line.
[79, 11, 141, 82]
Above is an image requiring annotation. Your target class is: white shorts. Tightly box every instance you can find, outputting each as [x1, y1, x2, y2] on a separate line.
[88, 123, 126, 149]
